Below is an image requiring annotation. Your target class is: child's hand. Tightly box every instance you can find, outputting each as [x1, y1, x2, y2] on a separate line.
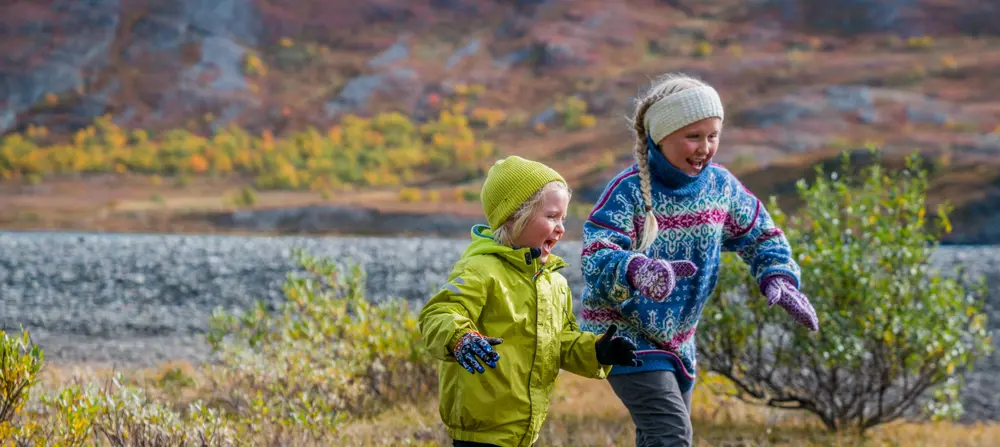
[595, 324, 643, 367]
[626, 256, 698, 302]
[763, 276, 819, 332]
[453, 331, 503, 374]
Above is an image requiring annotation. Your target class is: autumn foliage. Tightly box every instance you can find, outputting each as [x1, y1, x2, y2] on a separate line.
[0, 110, 498, 191]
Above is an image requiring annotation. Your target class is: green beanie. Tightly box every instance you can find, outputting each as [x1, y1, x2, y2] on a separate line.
[481, 156, 566, 231]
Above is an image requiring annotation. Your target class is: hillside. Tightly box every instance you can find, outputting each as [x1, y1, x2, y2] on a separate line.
[1, 0, 999, 242]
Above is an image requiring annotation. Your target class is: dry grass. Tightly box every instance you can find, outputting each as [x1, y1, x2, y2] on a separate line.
[35, 361, 1000, 447]
[330, 370, 1000, 447]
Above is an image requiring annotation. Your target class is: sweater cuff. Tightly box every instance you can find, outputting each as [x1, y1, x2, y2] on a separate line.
[759, 274, 796, 295]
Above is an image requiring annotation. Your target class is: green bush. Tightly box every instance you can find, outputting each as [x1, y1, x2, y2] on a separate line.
[698, 150, 993, 433]
[553, 96, 596, 131]
[0, 250, 436, 445]
[203, 248, 437, 441]
[460, 189, 480, 202]
[0, 328, 43, 436]
[231, 186, 257, 208]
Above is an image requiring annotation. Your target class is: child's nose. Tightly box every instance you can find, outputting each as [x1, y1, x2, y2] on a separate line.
[696, 141, 710, 154]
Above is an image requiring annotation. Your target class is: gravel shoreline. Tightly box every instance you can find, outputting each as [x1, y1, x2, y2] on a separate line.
[1, 231, 998, 421]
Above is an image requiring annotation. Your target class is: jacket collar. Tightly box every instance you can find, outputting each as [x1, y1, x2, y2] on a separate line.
[470, 224, 567, 275]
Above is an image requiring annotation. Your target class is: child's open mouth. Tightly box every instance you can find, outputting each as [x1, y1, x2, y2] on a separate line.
[542, 239, 557, 253]
[687, 157, 707, 172]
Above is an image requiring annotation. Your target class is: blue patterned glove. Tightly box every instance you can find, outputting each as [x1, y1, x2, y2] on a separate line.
[453, 331, 503, 374]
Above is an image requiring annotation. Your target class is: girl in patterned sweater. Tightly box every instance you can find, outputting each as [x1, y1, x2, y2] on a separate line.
[579, 72, 819, 446]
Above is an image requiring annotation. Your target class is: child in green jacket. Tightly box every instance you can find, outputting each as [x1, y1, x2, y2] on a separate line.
[419, 156, 641, 447]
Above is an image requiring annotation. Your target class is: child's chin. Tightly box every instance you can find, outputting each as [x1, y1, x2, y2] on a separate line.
[539, 248, 552, 263]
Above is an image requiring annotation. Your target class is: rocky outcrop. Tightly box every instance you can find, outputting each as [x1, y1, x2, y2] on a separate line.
[754, 0, 998, 36]
[0, 0, 121, 134]
[0, 0, 267, 134]
[732, 85, 990, 130]
[0, 0, 523, 134]
[3, 0, 997, 136]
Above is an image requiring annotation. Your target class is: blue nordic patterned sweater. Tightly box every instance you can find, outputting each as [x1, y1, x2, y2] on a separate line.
[578, 138, 802, 392]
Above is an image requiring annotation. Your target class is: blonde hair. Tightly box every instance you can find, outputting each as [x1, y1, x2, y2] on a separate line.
[627, 72, 712, 252]
[493, 181, 571, 247]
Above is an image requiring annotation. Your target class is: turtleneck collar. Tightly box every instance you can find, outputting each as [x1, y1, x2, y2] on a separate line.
[645, 134, 710, 192]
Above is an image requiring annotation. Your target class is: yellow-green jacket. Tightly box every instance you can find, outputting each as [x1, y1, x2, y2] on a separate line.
[419, 225, 611, 447]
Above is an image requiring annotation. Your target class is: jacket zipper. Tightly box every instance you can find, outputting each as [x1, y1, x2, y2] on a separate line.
[520, 257, 542, 446]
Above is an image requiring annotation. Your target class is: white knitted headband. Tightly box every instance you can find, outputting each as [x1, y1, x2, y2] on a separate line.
[643, 86, 725, 144]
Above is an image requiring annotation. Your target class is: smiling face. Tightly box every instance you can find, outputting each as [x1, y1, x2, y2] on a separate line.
[511, 187, 570, 264]
[656, 117, 722, 176]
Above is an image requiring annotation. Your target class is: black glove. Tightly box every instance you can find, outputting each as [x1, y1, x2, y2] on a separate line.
[595, 324, 642, 367]
[453, 331, 503, 374]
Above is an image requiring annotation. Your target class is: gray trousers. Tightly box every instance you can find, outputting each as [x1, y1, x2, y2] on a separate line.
[607, 371, 694, 447]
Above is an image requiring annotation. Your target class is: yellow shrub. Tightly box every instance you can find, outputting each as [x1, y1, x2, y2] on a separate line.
[460, 189, 480, 202]
[25, 124, 48, 139]
[308, 177, 327, 191]
[232, 186, 257, 207]
[213, 153, 233, 173]
[692, 40, 713, 58]
[470, 107, 506, 129]
[243, 52, 268, 77]
[0, 109, 498, 192]
[940, 54, 958, 71]
[906, 35, 934, 50]
[596, 150, 616, 171]
[937, 149, 952, 168]
[398, 187, 422, 202]
[577, 114, 597, 129]
[189, 154, 210, 173]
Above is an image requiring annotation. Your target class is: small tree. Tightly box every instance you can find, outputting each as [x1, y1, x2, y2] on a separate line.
[698, 150, 993, 433]
[0, 328, 43, 424]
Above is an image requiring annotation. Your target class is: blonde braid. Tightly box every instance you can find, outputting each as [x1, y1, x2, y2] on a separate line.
[631, 94, 666, 252]
[627, 72, 709, 253]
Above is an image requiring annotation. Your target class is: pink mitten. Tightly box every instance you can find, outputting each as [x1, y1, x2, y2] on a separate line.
[762, 276, 819, 332]
[626, 256, 698, 302]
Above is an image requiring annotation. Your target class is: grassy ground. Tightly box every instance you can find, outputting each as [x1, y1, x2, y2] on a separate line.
[38, 361, 1000, 447]
[334, 371, 1000, 447]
